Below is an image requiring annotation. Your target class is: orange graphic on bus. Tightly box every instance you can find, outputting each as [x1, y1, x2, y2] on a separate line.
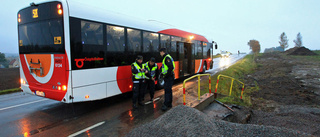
[75, 57, 104, 68]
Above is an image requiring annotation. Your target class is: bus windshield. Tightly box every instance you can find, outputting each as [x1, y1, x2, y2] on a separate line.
[19, 19, 64, 54]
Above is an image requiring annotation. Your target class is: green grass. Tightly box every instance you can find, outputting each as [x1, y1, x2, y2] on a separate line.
[0, 88, 21, 95]
[199, 54, 259, 107]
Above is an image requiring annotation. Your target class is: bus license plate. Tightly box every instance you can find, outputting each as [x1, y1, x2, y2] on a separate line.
[35, 91, 45, 97]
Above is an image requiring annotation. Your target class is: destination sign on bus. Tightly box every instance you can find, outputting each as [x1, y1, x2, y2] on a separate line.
[18, 2, 63, 24]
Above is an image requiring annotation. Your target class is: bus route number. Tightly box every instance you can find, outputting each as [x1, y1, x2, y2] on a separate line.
[55, 63, 62, 68]
[32, 9, 38, 18]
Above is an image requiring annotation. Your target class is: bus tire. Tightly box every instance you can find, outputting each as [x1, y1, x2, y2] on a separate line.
[202, 63, 206, 74]
[210, 60, 214, 69]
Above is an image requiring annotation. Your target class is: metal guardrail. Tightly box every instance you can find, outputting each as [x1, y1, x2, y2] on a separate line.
[183, 74, 211, 105]
[214, 74, 245, 99]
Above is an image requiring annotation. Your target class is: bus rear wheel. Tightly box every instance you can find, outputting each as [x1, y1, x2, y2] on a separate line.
[202, 63, 207, 74]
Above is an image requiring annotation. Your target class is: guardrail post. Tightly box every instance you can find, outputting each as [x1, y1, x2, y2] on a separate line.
[198, 76, 200, 100]
[183, 74, 212, 105]
[229, 78, 234, 96]
[214, 75, 220, 98]
[215, 74, 245, 99]
[183, 84, 186, 105]
[209, 76, 211, 94]
[240, 85, 244, 99]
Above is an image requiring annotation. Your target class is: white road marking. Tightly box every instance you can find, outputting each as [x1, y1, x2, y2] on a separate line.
[144, 97, 160, 105]
[68, 122, 105, 137]
[0, 99, 47, 111]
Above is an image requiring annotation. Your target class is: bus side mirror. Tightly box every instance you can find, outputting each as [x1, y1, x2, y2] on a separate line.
[212, 41, 218, 49]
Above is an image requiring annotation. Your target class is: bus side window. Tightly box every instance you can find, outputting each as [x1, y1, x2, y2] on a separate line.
[171, 36, 181, 59]
[127, 29, 142, 59]
[106, 25, 125, 52]
[198, 41, 203, 59]
[160, 34, 171, 61]
[143, 32, 159, 52]
[106, 25, 125, 66]
[203, 42, 208, 58]
[81, 21, 103, 45]
[193, 40, 198, 59]
[160, 34, 170, 49]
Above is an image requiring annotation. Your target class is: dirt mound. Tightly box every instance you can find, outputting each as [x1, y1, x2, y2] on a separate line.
[286, 47, 317, 56]
[284, 47, 299, 54]
[126, 105, 310, 137]
[246, 53, 320, 136]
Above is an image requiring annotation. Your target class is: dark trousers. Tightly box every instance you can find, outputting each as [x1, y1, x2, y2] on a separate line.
[164, 76, 174, 107]
[132, 81, 145, 105]
[145, 79, 155, 100]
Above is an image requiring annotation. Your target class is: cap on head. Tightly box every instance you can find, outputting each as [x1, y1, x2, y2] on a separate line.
[150, 57, 156, 62]
[136, 55, 143, 60]
[159, 48, 167, 53]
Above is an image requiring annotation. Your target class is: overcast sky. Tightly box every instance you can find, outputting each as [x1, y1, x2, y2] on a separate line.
[0, 0, 319, 54]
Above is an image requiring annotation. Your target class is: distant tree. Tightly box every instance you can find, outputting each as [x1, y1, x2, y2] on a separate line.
[0, 52, 8, 68]
[0, 52, 6, 62]
[279, 32, 289, 50]
[293, 32, 303, 47]
[248, 39, 261, 54]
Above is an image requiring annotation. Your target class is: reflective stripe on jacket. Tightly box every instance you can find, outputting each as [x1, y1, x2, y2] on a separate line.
[132, 62, 146, 80]
[144, 62, 158, 79]
[161, 54, 175, 75]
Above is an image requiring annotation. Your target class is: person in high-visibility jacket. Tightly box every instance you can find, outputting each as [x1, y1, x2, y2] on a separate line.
[143, 57, 159, 101]
[159, 48, 175, 111]
[131, 55, 147, 109]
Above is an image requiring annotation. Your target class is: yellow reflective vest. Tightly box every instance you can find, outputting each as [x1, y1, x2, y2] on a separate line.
[144, 62, 158, 79]
[161, 54, 175, 75]
[132, 62, 146, 80]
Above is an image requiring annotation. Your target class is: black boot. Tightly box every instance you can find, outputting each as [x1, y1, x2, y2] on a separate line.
[161, 105, 168, 111]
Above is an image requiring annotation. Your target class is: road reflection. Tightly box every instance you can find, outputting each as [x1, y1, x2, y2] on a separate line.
[19, 118, 30, 137]
[86, 130, 91, 137]
[219, 57, 231, 68]
[128, 110, 134, 121]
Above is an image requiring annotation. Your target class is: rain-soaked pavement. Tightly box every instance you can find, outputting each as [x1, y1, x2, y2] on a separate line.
[0, 54, 245, 137]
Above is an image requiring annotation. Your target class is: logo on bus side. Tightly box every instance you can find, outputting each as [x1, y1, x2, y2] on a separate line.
[32, 9, 38, 18]
[74, 57, 104, 68]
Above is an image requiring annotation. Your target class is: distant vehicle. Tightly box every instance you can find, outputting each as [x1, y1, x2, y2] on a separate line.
[18, 0, 218, 103]
[220, 51, 230, 58]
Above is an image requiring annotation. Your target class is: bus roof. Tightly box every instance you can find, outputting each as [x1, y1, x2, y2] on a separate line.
[24, 0, 211, 42]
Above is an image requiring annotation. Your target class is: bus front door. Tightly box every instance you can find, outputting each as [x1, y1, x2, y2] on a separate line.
[184, 43, 194, 76]
[177, 42, 185, 78]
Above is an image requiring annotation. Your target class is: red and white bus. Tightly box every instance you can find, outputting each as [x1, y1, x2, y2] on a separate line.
[18, 0, 217, 103]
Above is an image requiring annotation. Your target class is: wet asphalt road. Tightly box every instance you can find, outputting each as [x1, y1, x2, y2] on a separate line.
[0, 54, 245, 137]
